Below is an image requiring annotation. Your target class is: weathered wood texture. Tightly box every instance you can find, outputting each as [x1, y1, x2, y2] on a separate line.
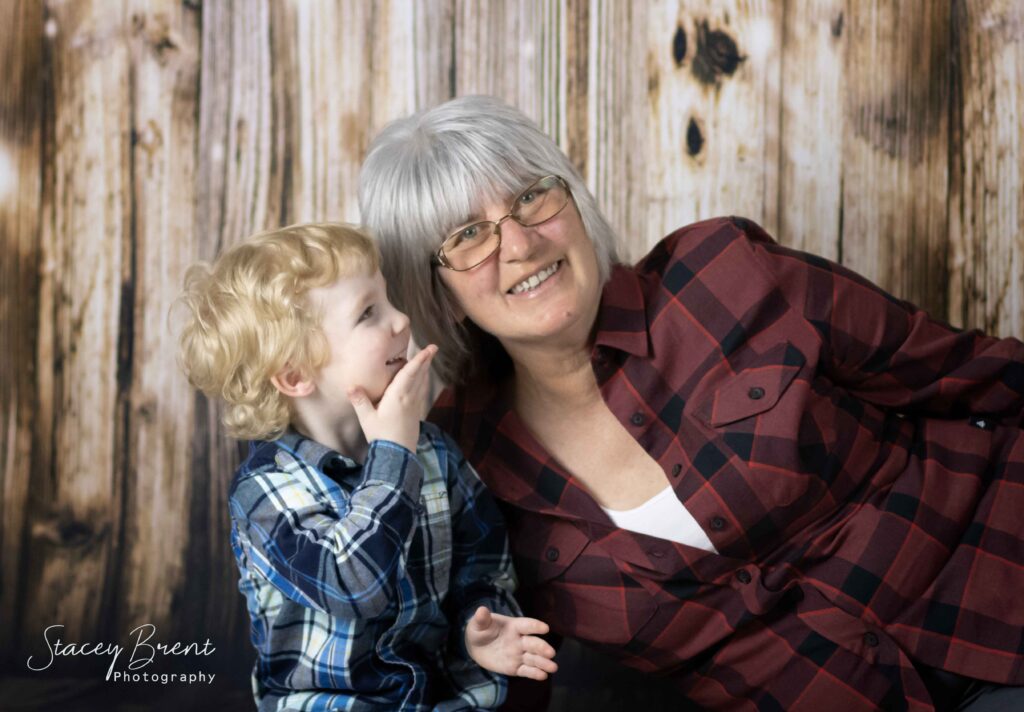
[1, 1, 1022, 708]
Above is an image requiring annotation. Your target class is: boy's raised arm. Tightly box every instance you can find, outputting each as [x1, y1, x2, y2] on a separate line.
[231, 439, 424, 619]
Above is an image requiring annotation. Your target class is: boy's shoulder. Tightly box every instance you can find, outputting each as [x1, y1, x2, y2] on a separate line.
[229, 431, 346, 499]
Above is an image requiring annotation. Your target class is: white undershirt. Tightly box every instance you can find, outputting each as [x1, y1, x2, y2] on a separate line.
[601, 486, 718, 553]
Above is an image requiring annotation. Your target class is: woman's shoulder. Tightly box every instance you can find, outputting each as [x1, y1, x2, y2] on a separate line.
[634, 215, 776, 276]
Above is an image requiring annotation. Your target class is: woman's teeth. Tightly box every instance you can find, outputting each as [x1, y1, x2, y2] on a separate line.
[510, 261, 561, 294]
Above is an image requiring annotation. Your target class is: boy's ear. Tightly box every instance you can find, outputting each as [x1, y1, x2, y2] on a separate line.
[271, 366, 315, 398]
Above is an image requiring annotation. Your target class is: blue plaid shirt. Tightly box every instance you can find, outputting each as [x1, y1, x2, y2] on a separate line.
[229, 421, 519, 711]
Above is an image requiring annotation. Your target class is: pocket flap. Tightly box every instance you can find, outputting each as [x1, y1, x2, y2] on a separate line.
[511, 517, 589, 584]
[697, 341, 805, 427]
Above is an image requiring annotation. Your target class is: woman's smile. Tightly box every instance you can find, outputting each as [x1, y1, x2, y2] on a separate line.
[506, 259, 565, 298]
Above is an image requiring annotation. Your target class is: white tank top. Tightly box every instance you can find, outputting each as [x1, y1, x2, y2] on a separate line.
[601, 486, 718, 553]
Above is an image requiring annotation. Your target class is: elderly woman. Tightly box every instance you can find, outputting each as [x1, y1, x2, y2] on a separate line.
[358, 96, 1024, 711]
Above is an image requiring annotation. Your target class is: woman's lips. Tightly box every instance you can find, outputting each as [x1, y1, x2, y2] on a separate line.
[506, 259, 564, 298]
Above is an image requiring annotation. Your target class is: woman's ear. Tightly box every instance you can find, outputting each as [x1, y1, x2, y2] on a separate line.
[271, 366, 315, 398]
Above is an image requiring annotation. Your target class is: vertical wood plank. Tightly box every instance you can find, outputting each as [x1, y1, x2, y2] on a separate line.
[454, 0, 566, 145]
[584, 0, 649, 261]
[840, 0, 951, 314]
[645, 1, 784, 250]
[24, 0, 131, 644]
[186, 0, 278, 652]
[776, 0, 845, 258]
[269, 0, 370, 224]
[0, 0, 44, 665]
[949, 0, 1024, 336]
[114, 0, 202, 641]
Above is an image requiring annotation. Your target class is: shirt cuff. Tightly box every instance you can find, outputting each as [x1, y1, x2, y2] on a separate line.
[362, 439, 424, 500]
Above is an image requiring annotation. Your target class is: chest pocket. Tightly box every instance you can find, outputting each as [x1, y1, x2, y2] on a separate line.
[695, 341, 805, 427]
[512, 517, 657, 646]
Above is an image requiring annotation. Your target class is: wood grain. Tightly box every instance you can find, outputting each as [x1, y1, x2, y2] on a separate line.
[25, 0, 131, 646]
[949, 0, 1024, 336]
[645, 1, 784, 251]
[840, 0, 951, 315]
[2, 2, 1022, 702]
[0, 0, 44, 666]
[115, 0, 202, 642]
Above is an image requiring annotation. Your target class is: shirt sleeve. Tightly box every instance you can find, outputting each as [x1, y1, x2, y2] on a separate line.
[737, 217, 1024, 425]
[438, 430, 521, 709]
[230, 439, 423, 619]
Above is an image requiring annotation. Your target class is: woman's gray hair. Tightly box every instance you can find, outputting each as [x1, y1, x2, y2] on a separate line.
[358, 95, 620, 386]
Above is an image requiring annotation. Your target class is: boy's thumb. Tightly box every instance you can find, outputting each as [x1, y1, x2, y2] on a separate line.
[471, 606, 492, 630]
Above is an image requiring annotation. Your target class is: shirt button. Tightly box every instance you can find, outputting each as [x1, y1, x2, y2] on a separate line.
[710, 516, 726, 531]
[863, 631, 880, 647]
[748, 386, 765, 400]
[671, 463, 683, 477]
[649, 549, 666, 559]
[735, 569, 752, 584]
[544, 547, 560, 562]
[630, 412, 645, 426]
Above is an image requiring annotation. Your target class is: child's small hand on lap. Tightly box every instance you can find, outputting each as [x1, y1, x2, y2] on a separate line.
[465, 606, 558, 680]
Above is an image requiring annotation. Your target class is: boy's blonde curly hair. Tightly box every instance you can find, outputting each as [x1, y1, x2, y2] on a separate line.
[176, 223, 379, 441]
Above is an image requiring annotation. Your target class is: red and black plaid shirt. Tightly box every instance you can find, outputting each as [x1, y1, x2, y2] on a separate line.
[430, 217, 1024, 711]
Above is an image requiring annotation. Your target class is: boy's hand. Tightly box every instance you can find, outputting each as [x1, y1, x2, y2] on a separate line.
[348, 345, 437, 452]
[464, 606, 558, 681]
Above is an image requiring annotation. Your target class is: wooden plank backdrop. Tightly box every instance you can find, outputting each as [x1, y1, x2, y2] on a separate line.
[1, 1, 1022, 709]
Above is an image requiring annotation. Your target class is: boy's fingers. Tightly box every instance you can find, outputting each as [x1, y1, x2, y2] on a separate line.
[389, 345, 435, 391]
[522, 636, 556, 659]
[347, 388, 375, 420]
[513, 617, 549, 636]
[515, 665, 549, 681]
[522, 653, 558, 673]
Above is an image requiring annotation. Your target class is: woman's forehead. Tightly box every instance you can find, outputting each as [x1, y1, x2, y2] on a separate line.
[437, 172, 529, 229]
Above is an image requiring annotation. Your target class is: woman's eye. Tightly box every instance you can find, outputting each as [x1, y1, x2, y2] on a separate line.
[459, 225, 480, 241]
[357, 305, 374, 323]
[518, 190, 537, 205]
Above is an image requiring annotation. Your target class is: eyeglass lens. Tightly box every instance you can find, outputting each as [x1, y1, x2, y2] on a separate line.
[440, 176, 568, 270]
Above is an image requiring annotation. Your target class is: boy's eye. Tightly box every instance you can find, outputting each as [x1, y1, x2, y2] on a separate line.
[357, 305, 374, 323]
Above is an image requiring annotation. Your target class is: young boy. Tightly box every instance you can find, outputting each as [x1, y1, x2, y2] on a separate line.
[176, 223, 556, 711]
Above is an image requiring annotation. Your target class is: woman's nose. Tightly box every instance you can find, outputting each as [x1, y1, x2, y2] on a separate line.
[497, 219, 539, 262]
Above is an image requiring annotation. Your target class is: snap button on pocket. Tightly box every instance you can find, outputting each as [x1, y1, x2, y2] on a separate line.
[545, 547, 560, 562]
[695, 341, 805, 427]
[735, 569, 752, 584]
[863, 631, 879, 647]
[630, 412, 645, 426]
[710, 516, 726, 531]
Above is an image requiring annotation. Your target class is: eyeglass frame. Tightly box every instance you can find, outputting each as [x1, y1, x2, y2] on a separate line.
[432, 175, 572, 271]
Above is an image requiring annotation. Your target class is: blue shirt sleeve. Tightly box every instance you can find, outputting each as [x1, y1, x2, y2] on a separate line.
[230, 439, 423, 619]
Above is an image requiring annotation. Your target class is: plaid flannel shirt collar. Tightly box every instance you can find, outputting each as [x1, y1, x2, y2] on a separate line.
[264, 428, 359, 480]
[592, 262, 651, 359]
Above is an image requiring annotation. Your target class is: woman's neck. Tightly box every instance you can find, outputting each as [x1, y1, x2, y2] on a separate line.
[506, 335, 601, 412]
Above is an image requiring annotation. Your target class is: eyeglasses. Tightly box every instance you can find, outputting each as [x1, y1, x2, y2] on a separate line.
[434, 175, 572, 271]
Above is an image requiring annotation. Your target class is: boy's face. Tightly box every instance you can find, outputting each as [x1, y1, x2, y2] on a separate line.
[308, 270, 412, 404]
